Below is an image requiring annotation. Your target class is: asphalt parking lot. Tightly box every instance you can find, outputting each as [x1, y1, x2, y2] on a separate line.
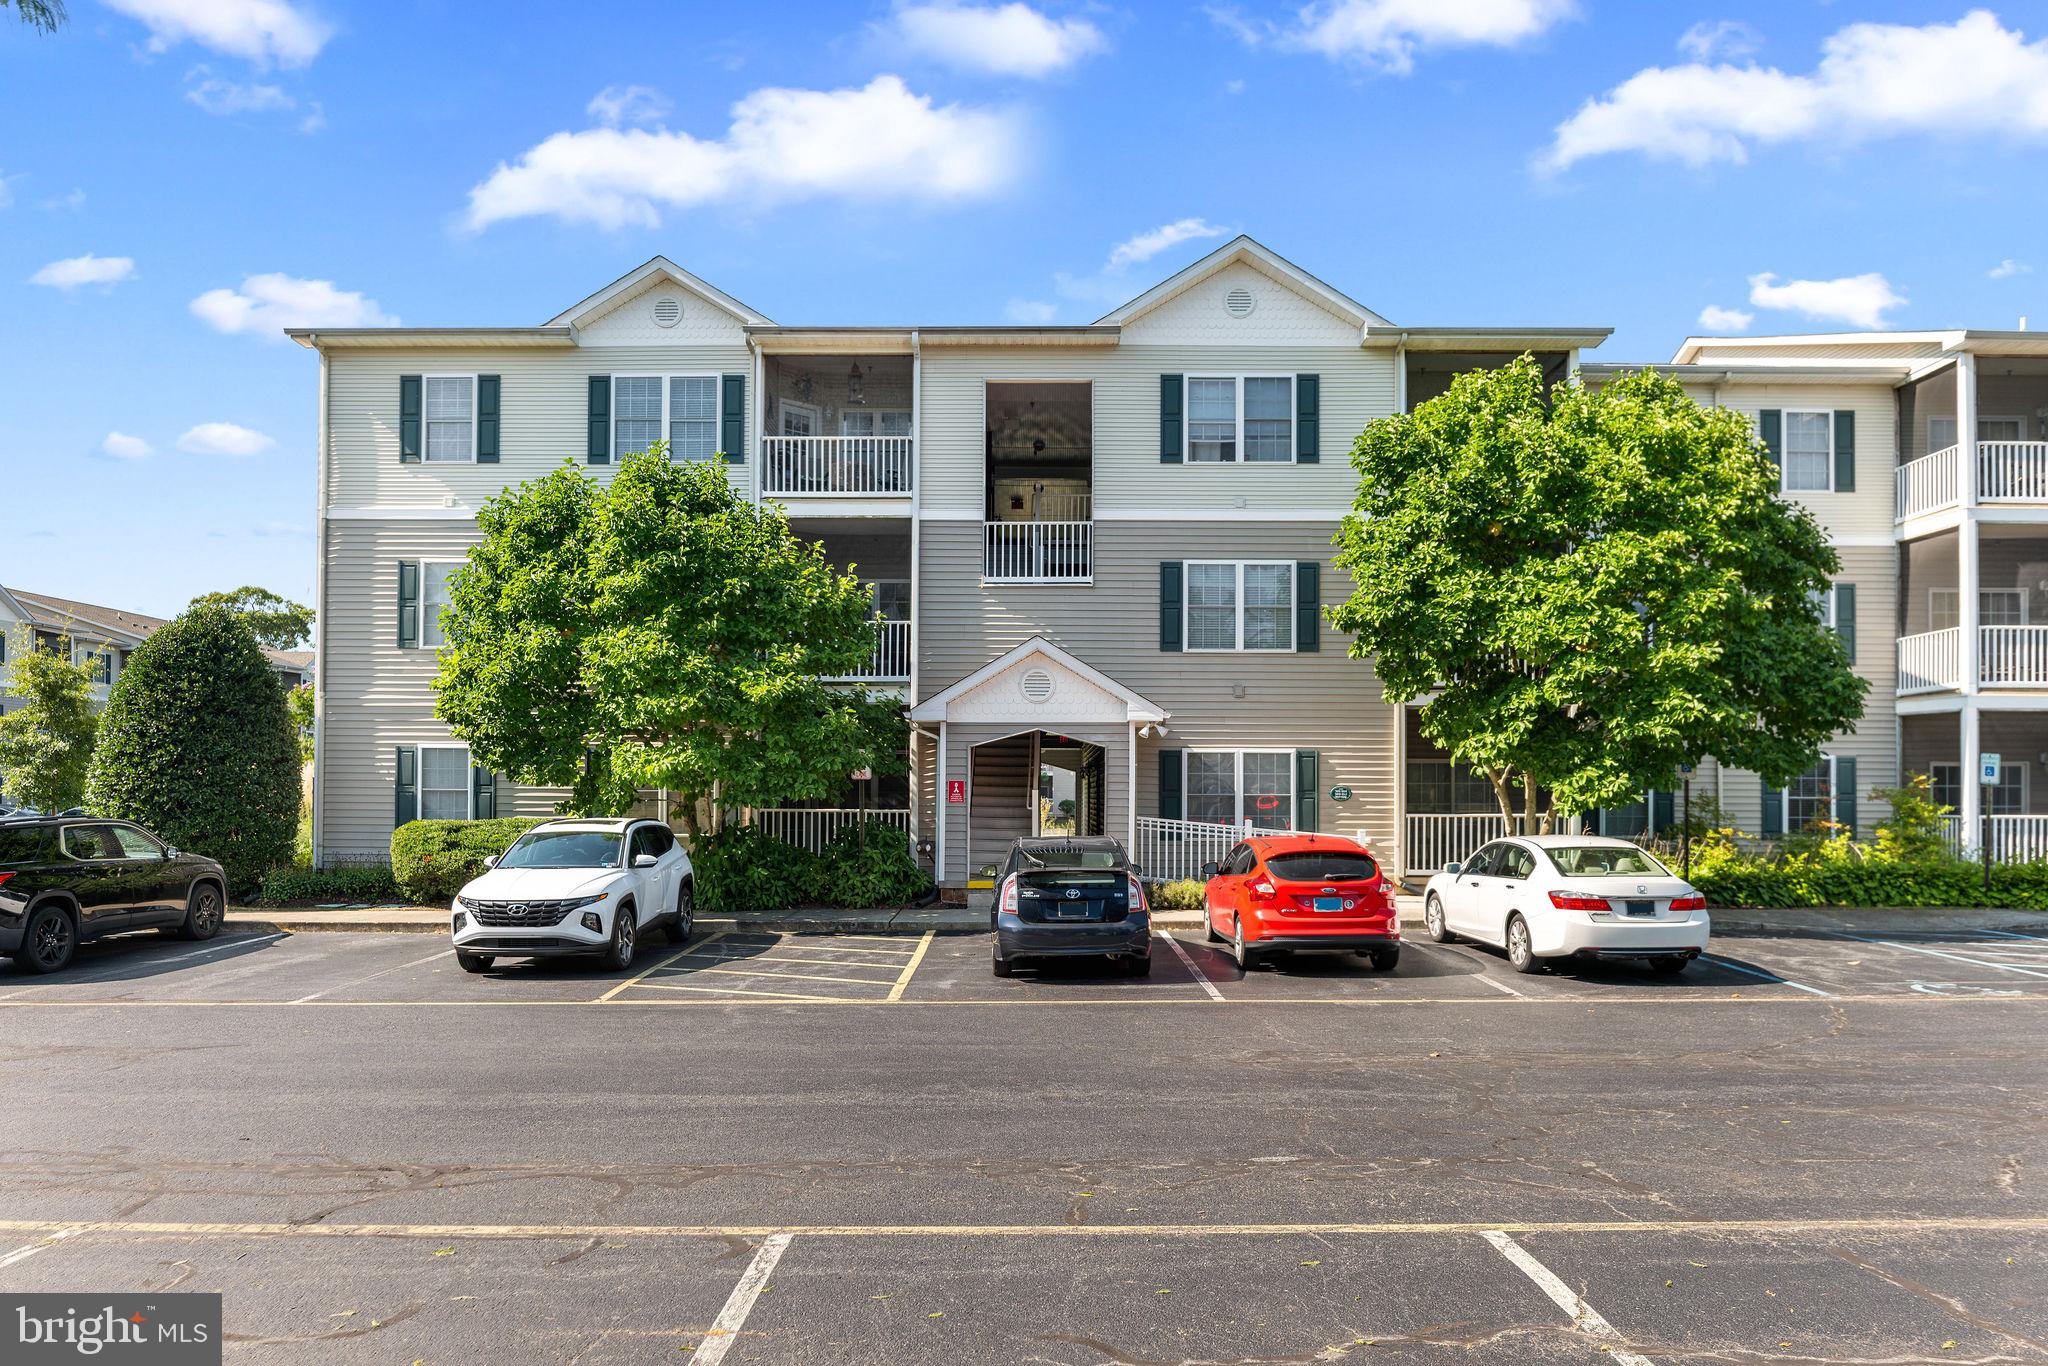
[1, 923, 2044, 1362]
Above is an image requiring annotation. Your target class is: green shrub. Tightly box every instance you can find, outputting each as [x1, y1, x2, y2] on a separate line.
[257, 863, 401, 905]
[690, 824, 824, 913]
[1148, 878, 1206, 910]
[818, 820, 930, 908]
[84, 605, 301, 894]
[391, 817, 545, 903]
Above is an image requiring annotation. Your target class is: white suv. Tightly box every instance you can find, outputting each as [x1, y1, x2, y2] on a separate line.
[450, 818, 693, 973]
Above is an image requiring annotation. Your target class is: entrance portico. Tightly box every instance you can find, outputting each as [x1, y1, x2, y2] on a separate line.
[908, 637, 1167, 888]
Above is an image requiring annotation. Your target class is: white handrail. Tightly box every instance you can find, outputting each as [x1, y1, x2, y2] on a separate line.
[1979, 624, 2048, 686]
[1896, 443, 1961, 520]
[746, 807, 911, 855]
[1132, 816, 1251, 883]
[825, 620, 910, 682]
[1403, 813, 1508, 875]
[1897, 628, 1962, 694]
[1977, 440, 2048, 502]
[983, 520, 1092, 582]
[759, 436, 913, 495]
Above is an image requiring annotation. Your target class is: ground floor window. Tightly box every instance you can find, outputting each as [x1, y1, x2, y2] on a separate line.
[419, 744, 472, 821]
[1187, 750, 1294, 830]
[1785, 757, 1834, 832]
[1404, 761, 1499, 814]
[1931, 760, 2028, 815]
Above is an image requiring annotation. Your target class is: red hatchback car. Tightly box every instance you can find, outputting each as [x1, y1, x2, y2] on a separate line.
[1202, 834, 1400, 972]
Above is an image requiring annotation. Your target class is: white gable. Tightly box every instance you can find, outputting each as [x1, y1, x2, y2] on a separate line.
[1120, 259, 1363, 347]
[910, 636, 1166, 724]
[576, 276, 750, 346]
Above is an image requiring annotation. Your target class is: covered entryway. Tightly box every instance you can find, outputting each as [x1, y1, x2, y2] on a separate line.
[966, 731, 1109, 876]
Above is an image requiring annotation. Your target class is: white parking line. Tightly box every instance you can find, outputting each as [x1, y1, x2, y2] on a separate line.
[1405, 940, 1525, 996]
[0, 933, 290, 997]
[1158, 930, 1225, 1001]
[1481, 1230, 1654, 1366]
[290, 948, 451, 1004]
[0, 1226, 80, 1270]
[1700, 954, 1831, 997]
[692, 1232, 792, 1365]
[1825, 931, 2048, 981]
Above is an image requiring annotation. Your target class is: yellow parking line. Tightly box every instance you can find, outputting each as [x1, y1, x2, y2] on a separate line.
[675, 946, 910, 965]
[593, 932, 725, 1004]
[886, 931, 936, 1003]
[631, 981, 850, 1003]
[675, 966, 899, 988]
[730, 942, 921, 958]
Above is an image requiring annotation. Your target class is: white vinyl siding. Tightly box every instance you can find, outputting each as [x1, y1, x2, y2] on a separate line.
[1185, 375, 1293, 464]
[1782, 410, 1832, 492]
[1187, 749, 1294, 830]
[423, 375, 476, 463]
[420, 560, 458, 649]
[418, 744, 472, 821]
[1185, 561, 1293, 652]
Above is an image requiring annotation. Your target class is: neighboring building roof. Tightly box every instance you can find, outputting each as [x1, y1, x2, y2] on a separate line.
[1579, 361, 1915, 384]
[1667, 329, 2048, 366]
[1367, 326, 1613, 351]
[3, 586, 314, 674]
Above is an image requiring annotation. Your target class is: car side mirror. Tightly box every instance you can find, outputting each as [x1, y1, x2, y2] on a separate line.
[1444, 861, 1462, 876]
[977, 863, 998, 878]
[1200, 861, 1221, 879]
[482, 855, 497, 869]
[164, 848, 179, 860]
[633, 853, 658, 869]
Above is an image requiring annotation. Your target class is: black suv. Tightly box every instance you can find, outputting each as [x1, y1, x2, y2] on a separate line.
[0, 816, 228, 974]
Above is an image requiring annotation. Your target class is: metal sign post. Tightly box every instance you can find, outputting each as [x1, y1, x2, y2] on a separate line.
[1980, 753, 2001, 892]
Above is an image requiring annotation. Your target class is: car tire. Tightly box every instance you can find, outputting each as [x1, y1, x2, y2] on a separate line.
[602, 903, 638, 971]
[1232, 915, 1260, 972]
[1424, 893, 1452, 943]
[1125, 953, 1152, 977]
[1505, 914, 1540, 974]
[176, 882, 224, 942]
[1205, 913, 1224, 944]
[18, 905, 77, 975]
[1369, 948, 1400, 972]
[991, 942, 1014, 977]
[666, 881, 695, 944]
[456, 951, 494, 974]
[1647, 956, 1688, 976]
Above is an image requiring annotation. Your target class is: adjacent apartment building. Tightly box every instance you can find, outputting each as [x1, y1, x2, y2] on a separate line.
[295, 236, 2048, 881]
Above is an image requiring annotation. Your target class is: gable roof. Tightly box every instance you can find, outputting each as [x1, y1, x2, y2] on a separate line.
[545, 256, 775, 330]
[1094, 235, 1390, 331]
[908, 636, 1167, 724]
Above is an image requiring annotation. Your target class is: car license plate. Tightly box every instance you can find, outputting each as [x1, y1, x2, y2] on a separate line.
[1313, 896, 1344, 912]
[1624, 900, 1655, 917]
[1050, 903, 1093, 920]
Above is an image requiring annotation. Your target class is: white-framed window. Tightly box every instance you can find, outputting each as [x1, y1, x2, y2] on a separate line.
[418, 744, 473, 821]
[840, 409, 911, 440]
[1187, 749, 1295, 830]
[423, 375, 477, 464]
[612, 374, 723, 461]
[1185, 375, 1294, 465]
[1932, 759, 2028, 814]
[1184, 561, 1293, 651]
[779, 400, 819, 437]
[72, 643, 112, 685]
[1784, 755, 1835, 832]
[1930, 587, 2028, 631]
[1931, 415, 2029, 449]
[420, 561, 460, 649]
[1781, 410, 1833, 492]
[669, 376, 719, 461]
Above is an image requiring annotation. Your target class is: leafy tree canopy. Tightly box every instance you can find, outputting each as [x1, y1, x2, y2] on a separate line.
[0, 639, 98, 811]
[1331, 356, 1866, 828]
[4, 1, 65, 34]
[188, 585, 315, 651]
[435, 449, 906, 831]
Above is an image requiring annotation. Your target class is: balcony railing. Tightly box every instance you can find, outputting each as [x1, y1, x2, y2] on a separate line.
[1978, 441, 2048, 502]
[1941, 813, 2048, 862]
[825, 619, 910, 682]
[1131, 816, 1250, 883]
[759, 436, 913, 496]
[745, 807, 911, 855]
[983, 520, 1092, 583]
[1898, 628, 1962, 694]
[1404, 813, 1508, 875]
[1979, 625, 2048, 686]
[1896, 444, 1961, 520]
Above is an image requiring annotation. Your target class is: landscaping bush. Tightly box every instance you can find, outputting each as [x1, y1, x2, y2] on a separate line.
[690, 823, 825, 913]
[819, 820, 930, 908]
[1148, 878, 1206, 910]
[391, 817, 545, 903]
[257, 863, 401, 906]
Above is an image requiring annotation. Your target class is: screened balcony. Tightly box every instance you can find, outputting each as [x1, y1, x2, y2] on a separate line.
[760, 355, 914, 497]
[983, 381, 1092, 583]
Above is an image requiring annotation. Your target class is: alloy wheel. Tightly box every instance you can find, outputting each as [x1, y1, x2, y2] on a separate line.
[193, 888, 221, 936]
[1508, 917, 1534, 972]
[1425, 895, 1446, 942]
[31, 912, 73, 971]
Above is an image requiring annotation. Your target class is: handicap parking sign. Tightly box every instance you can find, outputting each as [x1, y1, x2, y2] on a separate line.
[1981, 753, 2002, 786]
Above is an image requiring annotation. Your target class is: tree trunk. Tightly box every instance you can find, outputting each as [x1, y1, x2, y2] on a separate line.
[1486, 767, 1519, 832]
[677, 795, 702, 839]
[1522, 779, 1538, 837]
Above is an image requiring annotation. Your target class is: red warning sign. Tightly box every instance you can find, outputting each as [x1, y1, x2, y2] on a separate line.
[947, 779, 966, 804]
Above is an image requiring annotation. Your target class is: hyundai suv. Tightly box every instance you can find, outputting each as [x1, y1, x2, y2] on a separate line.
[449, 818, 694, 972]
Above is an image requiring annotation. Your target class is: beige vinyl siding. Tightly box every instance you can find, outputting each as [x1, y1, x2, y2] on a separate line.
[323, 346, 753, 512]
[316, 518, 563, 864]
[1689, 383, 1900, 544]
[916, 346, 1395, 517]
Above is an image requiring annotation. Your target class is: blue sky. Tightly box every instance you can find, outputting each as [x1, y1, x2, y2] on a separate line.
[5, 0, 2048, 620]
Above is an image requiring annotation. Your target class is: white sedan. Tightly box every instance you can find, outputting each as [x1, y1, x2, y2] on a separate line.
[1422, 834, 1709, 974]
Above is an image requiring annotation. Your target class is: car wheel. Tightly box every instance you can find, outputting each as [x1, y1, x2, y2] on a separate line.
[19, 905, 77, 975]
[1647, 956, 1688, 976]
[1124, 953, 1152, 977]
[1505, 914, 1539, 974]
[666, 882, 695, 944]
[1232, 915, 1260, 972]
[176, 882, 223, 942]
[456, 951, 494, 974]
[1205, 911, 1224, 944]
[991, 942, 1014, 977]
[602, 904, 638, 971]
[1370, 948, 1400, 972]
[1424, 893, 1452, 943]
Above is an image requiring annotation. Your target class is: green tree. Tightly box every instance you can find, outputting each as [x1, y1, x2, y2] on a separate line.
[0, 639, 98, 811]
[84, 605, 302, 889]
[1331, 357, 1866, 830]
[286, 683, 315, 762]
[435, 448, 906, 832]
[188, 586, 315, 651]
[4, 0, 65, 34]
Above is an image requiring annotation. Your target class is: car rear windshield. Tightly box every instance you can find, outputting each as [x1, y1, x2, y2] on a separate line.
[1018, 847, 1122, 870]
[1019, 869, 1123, 890]
[1544, 846, 1671, 877]
[0, 829, 48, 865]
[497, 831, 622, 869]
[1265, 851, 1378, 882]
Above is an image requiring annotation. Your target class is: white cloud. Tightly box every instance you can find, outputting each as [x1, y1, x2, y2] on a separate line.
[1222, 0, 1576, 74]
[177, 422, 275, 457]
[103, 0, 330, 67]
[587, 84, 669, 126]
[1544, 11, 2048, 171]
[100, 431, 154, 460]
[1224, 78, 1246, 94]
[1005, 298, 1058, 323]
[1106, 218, 1227, 271]
[184, 69, 294, 115]
[1678, 19, 1759, 63]
[1991, 258, 2031, 280]
[466, 75, 1022, 231]
[1747, 271, 1905, 330]
[189, 272, 396, 337]
[29, 254, 137, 289]
[1696, 304, 1754, 332]
[886, 2, 1106, 77]
[39, 188, 86, 211]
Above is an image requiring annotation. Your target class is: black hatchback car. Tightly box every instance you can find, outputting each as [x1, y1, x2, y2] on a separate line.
[989, 836, 1151, 977]
[0, 815, 228, 974]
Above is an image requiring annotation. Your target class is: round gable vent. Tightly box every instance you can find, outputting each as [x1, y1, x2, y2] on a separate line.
[651, 297, 682, 328]
[1019, 667, 1056, 704]
[1224, 286, 1256, 318]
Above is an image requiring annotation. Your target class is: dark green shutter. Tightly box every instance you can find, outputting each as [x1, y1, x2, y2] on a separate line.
[1835, 583, 1856, 663]
[394, 746, 418, 828]
[473, 765, 496, 821]
[1295, 374, 1320, 463]
[397, 560, 420, 650]
[476, 375, 500, 463]
[1651, 790, 1675, 834]
[721, 373, 746, 464]
[1159, 375, 1183, 463]
[1159, 562, 1183, 652]
[1833, 409, 1855, 491]
[1834, 757, 1857, 836]
[1295, 561, 1320, 652]
[587, 376, 610, 464]
[1295, 750, 1319, 832]
[1759, 409, 1782, 480]
[1761, 779, 1783, 836]
[1158, 749, 1183, 820]
[399, 375, 422, 464]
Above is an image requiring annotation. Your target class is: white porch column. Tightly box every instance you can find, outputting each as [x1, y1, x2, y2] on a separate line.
[1126, 724, 1138, 852]
[1961, 705, 1982, 856]
[934, 721, 948, 886]
[1959, 352, 1982, 695]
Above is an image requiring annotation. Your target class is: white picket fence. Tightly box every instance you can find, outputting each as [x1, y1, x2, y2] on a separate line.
[745, 807, 911, 855]
[1131, 816, 1251, 883]
[1404, 813, 1509, 874]
[1940, 813, 2048, 862]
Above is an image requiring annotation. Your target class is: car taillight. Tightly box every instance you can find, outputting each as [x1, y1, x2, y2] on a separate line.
[1548, 890, 1610, 912]
[1669, 893, 1706, 912]
[1127, 874, 1147, 911]
[0, 872, 12, 888]
[1250, 880, 1275, 899]
[999, 875, 1019, 914]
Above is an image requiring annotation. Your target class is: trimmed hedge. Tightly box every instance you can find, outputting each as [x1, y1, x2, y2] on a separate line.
[392, 817, 546, 903]
[1149, 878, 1206, 910]
[1693, 857, 2048, 910]
[693, 820, 930, 913]
[257, 863, 401, 906]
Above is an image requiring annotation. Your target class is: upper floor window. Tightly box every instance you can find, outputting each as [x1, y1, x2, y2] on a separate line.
[1186, 376, 1293, 464]
[420, 561, 459, 649]
[1186, 561, 1293, 651]
[424, 376, 476, 463]
[74, 645, 112, 685]
[670, 376, 718, 460]
[1782, 410, 1833, 492]
[616, 375, 720, 460]
[615, 376, 663, 457]
[1931, 415, 2029, 450]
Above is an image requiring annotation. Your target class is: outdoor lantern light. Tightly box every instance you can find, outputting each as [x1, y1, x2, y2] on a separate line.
[847, 362, 865, 405]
